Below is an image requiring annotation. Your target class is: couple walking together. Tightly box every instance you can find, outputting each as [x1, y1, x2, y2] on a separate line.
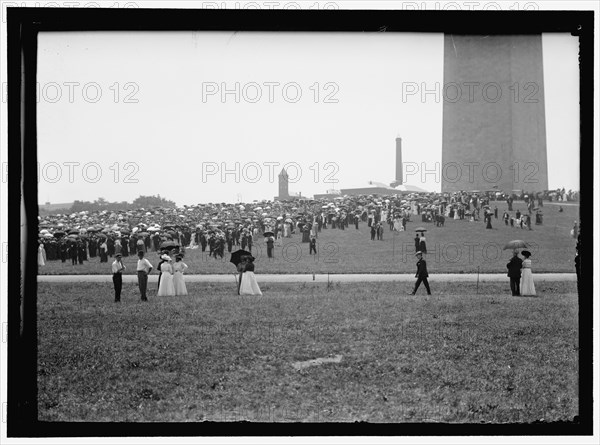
[507, 250, 536, 296]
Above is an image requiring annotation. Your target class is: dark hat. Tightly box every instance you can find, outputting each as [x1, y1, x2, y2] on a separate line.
[115, 253, 122, 258]
[521, 250, 531, 257]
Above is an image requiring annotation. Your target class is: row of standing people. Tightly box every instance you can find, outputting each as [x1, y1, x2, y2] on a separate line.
[111, 251, 189, 302]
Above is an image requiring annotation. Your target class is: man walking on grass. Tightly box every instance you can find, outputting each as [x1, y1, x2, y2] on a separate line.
[411, 251, 431, 295]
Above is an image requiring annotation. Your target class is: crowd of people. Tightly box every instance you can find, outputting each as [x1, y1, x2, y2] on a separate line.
[38, 189, 572, 266]
[36, 188, 578, 298]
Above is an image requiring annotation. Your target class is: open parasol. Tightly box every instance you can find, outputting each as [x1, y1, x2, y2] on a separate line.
[503, 240, 529, 250]
[160, 240, 180, 250]
[230, 249, 253, 267]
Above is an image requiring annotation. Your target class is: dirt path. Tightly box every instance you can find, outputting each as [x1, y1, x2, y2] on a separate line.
[38, 273, 576, 283]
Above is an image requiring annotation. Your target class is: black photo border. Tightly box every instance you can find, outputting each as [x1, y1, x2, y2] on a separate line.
[6, 6, 594, 438]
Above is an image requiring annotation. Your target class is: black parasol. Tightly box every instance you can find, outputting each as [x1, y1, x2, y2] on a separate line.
[230, 249, 252, 267]
[160, 240, 180, 250]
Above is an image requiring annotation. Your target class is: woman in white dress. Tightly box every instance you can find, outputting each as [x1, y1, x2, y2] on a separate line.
[38, 242, 46, 267]
[419, 234, 427, 254]
[239, 256, 262, 296]
[172, 254, 189, 296]
[520, 250, 536, 296]
[157, 255, 176, 297]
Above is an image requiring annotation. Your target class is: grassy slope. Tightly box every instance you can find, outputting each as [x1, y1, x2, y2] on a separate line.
[37, 281, 578, 422]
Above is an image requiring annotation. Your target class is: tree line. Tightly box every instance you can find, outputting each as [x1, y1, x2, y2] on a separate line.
[39, 195, 176, 215]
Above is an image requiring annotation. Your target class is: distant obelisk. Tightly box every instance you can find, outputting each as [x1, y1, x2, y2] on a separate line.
[441, 35, 548, 193]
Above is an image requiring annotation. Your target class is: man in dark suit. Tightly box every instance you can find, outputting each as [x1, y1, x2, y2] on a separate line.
[60, 241, 68, 263]
[506, 250, 523, 296]
[411, 251, 431, 295]
[156, 252, 167, 290]
[377, 223, 384, 241]
[111, 253, 125, 302]
[76, 241, 85, 264]
[227, 232, 233, 253]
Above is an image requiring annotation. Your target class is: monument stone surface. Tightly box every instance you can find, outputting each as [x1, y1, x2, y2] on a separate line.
[441, 35, 549, 193]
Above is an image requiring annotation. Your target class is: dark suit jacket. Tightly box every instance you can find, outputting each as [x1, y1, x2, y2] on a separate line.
[506, 256, 523, 277]
[416, 259, 428, 278]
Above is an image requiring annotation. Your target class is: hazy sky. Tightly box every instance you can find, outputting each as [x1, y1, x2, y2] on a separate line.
[36, 31, 579, 206]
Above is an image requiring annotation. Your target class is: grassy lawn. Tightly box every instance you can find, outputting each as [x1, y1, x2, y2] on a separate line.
[37, 280, 579, 423]
[38, 201, 579, 275]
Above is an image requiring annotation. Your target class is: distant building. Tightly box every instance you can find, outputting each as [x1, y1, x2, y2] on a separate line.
[341, 181, 397, 196]
[313, 137, 428, 198]
[314, 189, 342, 200]
[274, 168, 290, 201]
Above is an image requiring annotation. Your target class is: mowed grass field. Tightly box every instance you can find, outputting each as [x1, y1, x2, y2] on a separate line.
[38, 280, 579, 423]
[39, 201, 579, 275]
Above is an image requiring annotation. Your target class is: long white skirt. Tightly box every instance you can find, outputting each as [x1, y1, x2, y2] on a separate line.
[239, 271, 262, 296]
[173, 271, 188, 296]
[520, 269, 536, 296]
[157, 273, 175, 296]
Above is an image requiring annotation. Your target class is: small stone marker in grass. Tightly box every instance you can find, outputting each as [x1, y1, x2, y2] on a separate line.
[292, 354, 343, 371]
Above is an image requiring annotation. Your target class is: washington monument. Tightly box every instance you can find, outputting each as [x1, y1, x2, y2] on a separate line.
[441, 35, 549, 193]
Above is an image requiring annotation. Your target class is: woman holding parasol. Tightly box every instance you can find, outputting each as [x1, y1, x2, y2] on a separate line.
[231, 250, 252, 295]
[239, 255, 262, 296]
